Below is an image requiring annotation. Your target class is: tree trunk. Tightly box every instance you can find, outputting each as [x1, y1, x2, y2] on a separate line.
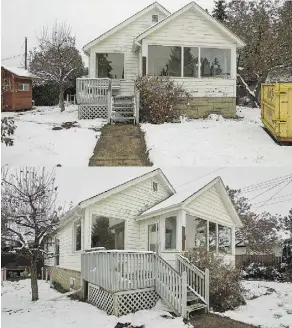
[59, 87, 65, 112]
[30, 255, 39, 301]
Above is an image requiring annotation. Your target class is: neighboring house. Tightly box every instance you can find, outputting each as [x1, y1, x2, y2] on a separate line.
[44, 168, 242, 318]
[76, 1, 245, 122]
[235, 243, 283, 257]
[1, 66, 34, 111]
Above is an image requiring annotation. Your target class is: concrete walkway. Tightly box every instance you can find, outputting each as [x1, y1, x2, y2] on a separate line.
[89, 124, 152, 166]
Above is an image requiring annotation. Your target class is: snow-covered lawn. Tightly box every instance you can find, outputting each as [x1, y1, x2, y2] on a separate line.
[1, 105, 107, 166]
[142, 107, 292, 166]
[221, 280, 292, 328]
[1, 279, 191, 328]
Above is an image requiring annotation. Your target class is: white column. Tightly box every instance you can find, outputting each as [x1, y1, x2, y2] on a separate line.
[230, 45, 237, 81]
[215, 223, 219, 254]
[206, 220, 209, 252]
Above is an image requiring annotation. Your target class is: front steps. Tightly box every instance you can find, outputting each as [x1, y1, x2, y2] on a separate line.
[186, 289, 208, 318]
[111, 95, 136, 124]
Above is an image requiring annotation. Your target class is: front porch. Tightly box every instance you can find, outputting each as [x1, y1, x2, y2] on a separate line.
[76, 78, 139, 123]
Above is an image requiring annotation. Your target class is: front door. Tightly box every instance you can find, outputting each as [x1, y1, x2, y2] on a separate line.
[148, 222, 159, 254]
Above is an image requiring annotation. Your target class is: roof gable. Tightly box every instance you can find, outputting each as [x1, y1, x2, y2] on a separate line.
[136, 1, 245, 48]
[83, 2, 170, 54]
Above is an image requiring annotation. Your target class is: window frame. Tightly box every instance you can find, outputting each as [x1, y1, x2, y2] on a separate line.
[152, 14, 159, 23]
[164, 216, 177, 250]
[55, 239, 60, 266]
[95, 52, 125, 80]
[18, 82, 30, 91]
[73, 219, 82, 252]
[152, 181, 158, 192]
[147, 44, 232, 79]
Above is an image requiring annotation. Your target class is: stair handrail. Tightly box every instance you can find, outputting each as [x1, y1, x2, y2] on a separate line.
[154, 253, 187, 318]
[176, 254, 209, 310]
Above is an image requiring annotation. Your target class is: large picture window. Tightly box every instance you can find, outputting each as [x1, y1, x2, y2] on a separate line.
[148, 46, 181, 77]
[148, 45, 231, 79]
[165, 216, 177, 249]
[96, 53, 124, 79]
[200, 48, 231, 78]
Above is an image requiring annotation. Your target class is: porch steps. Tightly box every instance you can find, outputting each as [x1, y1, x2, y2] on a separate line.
[111, 95, 136, 124]
[186, 291, 207, 317]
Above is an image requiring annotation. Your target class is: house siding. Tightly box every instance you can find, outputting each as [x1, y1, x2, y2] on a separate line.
[85, 176, 172, 250]
[143, 8, 237, 101]
[88, 8, 168, 95]
[185, 185, 234, 227]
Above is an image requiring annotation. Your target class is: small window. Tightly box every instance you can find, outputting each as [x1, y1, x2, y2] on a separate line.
[152, 14, 159, 23]
[152, 181, 158, 192]
[165, 217, 177, 250]
[74, 220, 82, 251]
[18, 82, 30, 91]
[55, 239, 60, 266]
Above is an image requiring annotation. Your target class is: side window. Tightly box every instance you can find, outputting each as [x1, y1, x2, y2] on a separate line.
[165, 216, 177, 249]
[55, 239, 60, 266]
[152, 14, 159, 23]
[74, 220, 82, 251]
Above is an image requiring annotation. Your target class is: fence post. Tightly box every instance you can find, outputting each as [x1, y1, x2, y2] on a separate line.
[45, 268, 48, 282]
[41, 267, 44, 280]
[181, 271, 187, 319]
[107, 80, 112, 124]
[204, 268, 209, 313]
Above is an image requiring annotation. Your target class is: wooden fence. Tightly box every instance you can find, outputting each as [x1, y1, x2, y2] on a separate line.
[236, 254, 283, 267]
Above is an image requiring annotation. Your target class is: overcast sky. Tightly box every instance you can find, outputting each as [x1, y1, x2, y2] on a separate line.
[53, 166, 292, 217]
[1, 0, 215, 68]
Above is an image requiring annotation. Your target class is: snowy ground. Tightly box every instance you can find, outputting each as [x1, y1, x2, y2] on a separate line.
[1, 105, 106, 166]
[221, 280, 292, 328]
[1, 279, 191, 328]
[142, 107, 292, 166]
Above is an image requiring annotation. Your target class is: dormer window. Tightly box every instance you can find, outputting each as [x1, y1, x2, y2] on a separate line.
[152, 14, 159, 23]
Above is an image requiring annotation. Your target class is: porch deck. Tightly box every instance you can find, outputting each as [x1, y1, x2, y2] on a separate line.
[76, 78, 138, 123]
[81, 250, 209, 318]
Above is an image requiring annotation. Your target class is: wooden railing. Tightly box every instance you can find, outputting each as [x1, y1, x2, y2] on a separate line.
[81, 250, 155, 292]
[176, 254, 209, 311]
[154, 254, 187, 318]
[76, 78, 112, 105]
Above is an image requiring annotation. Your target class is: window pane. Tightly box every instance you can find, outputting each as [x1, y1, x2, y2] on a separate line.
[165, 217, 177, 249]
[97, 53, 124, 79]
[218, 225, 232, 254]
[91, 215, 124, 250]
[186, 216, 207, 249]
[148, 223, 158, 252]
[55, 239, 60, 266]
[184, 47, 199, 78]
[209, 222, 216, 252]
[200, 48, 231, 78]
[148, 46, 181, 77]
[75, 221, 81, 251]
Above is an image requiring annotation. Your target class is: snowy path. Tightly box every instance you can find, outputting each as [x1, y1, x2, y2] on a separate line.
[221, 281, 292, 328]
[1, 106, 106, 166]
[141, 107, 292, 166]
[1, 280, 191, 328]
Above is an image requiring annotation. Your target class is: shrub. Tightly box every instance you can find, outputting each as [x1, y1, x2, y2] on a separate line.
[242, 262, 283, 281]
[1, 117, 16, 146]
[135, 76, 189, 124]
[187, 248, 245, 312]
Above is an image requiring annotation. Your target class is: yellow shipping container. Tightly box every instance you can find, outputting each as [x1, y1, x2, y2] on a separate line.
[261, 83, 292, 143]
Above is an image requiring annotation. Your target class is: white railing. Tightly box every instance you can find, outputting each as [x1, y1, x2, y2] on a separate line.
[81, 250, 155, 292]
[76, 78, 112, 105]
[154, 254, 187, 318]
[176, 254, 209, 311]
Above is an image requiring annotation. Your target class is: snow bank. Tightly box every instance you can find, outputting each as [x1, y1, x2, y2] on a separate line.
[2, 280, 192, 328]
[141, 106, 292, 166]
[1, 105, 106, 166]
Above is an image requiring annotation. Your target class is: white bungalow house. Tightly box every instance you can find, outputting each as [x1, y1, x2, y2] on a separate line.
[76, 1, 245, 122]
[44, 168, 242, 319]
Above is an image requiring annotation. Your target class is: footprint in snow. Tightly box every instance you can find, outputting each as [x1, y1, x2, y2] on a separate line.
[273, 313, 283, 319]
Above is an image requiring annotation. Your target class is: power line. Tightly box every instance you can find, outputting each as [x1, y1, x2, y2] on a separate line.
[240, 174, 292, 193]
[251, 192, 292, 205]
[2, 54, 23, 61]
[260, 198, 292, 207]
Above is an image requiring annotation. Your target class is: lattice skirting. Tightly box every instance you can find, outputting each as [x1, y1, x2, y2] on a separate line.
[78, 105, 108, 119]
[88, 284, 159, 317]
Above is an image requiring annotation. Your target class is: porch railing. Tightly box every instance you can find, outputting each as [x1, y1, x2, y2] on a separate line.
[176, 254, 209, 311]
[76, 78, 112, 105]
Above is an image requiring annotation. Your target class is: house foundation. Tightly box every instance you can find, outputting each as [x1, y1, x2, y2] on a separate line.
[177, 97, 237, 119]
[45, 266, 81, 292]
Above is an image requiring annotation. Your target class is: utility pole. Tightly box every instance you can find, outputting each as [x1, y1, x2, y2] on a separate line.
[24, 37, 28, 70]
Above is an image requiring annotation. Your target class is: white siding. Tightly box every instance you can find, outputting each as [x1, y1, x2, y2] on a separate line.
[144, 8, 237, 97]
[84, 176, 172, 250]
[89, 9, 168, 95]
[185, 185, 235, 227]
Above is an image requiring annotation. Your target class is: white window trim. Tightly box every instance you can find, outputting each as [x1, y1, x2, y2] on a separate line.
[95, 52, 125, 80]
[164, 216, 177, 251]
[148, 222, 159, 252]
[18, 83, 30, 91]
[147, 44, 232, 79]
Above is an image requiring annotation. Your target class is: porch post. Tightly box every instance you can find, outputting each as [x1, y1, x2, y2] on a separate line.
[141, 40, 148, 76]
[215, 223, 219, 254]
[206, 220, 209, 252]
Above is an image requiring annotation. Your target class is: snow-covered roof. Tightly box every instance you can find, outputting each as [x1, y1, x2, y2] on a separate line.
[1, 65, 33, 78]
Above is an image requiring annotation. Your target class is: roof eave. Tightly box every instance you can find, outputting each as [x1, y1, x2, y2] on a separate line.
[136, 204, 182, 221]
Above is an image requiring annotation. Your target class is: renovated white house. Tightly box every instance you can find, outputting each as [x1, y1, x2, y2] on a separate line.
[44, 168, 242, 319]
[76, 1, 245, 122]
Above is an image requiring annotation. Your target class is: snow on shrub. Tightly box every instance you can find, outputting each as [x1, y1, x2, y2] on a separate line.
[1, 117, 16, 146]
[187, 248, 245, 312]
[135, 76, 189, 124]
[242, 262, 283, 281]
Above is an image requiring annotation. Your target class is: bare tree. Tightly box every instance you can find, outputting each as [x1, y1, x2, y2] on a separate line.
[29, 22, 84, 112]
[1, 167, 63, 301]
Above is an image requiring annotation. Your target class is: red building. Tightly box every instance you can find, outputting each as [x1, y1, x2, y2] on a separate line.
[1, 66, 34, 111]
